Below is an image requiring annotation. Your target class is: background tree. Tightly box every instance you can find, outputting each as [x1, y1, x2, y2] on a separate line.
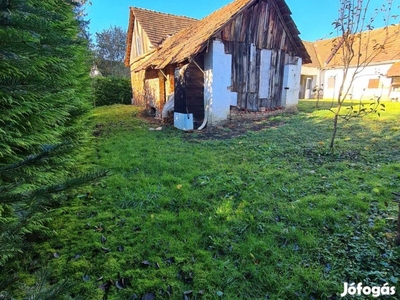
[75, 0, 92, 41]
[328, 0, 399, 151]
[0, 0, 103, 297]
[93, 25, 129, 77]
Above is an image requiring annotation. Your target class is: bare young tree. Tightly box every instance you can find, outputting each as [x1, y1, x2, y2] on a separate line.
[328, 0, 399, 151]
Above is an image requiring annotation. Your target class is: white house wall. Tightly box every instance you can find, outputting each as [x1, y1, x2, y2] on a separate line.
[301, 66, 321, 98]
[302, 66, 320, 77]
[204, 39, 237, 124]
[302, 65, 321, 90]
[322, 63, 393, 100]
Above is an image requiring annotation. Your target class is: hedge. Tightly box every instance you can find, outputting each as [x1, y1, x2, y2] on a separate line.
[92, 76, 132, 106]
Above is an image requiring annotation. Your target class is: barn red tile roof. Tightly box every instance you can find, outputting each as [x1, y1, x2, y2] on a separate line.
[124, 8, 197, 66]
[303, 24, 400, 68]
[131, 7, 198, 46]
[133, 0, 311, 71]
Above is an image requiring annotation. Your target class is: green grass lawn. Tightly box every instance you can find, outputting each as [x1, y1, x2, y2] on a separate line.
[28, 101, 400, 299]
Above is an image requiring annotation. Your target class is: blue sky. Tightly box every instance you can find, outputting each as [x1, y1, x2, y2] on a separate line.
[85, 0, 399, 42]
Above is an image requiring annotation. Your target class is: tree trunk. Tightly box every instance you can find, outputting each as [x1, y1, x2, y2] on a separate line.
[329, 91, 343, 152]
[392, 193, 400, 246]
[329, 114, 339, 152]
[395, 212, 400, 245]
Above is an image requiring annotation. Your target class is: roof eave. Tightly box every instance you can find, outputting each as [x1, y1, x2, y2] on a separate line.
[124, 9, 135, 66]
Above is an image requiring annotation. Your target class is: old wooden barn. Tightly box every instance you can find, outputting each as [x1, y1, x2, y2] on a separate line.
[125, 0, 311, 130]
[124, 7, 197, 112]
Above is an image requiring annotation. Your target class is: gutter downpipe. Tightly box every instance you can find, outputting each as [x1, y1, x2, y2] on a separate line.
[197, 96, 209, 130]
[190, 58, 209, 131]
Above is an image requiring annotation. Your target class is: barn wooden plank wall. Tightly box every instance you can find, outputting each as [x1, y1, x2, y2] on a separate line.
[218, 0, 298, 110]
[130, 18, 152, 58]
[174, 55, 205, 128]
[129, 19, 153, 105]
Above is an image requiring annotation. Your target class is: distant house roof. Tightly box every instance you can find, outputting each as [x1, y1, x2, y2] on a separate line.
[125, 7, 197, 66]
[133, 0, 311, 71]
[303, 24, 400, 68]
[302, 41, 322, 68]
[387, 61, 400, 77]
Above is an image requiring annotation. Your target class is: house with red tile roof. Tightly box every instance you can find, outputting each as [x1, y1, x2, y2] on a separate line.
[125, 0, 310, 130]
[300, 25, 400, 101]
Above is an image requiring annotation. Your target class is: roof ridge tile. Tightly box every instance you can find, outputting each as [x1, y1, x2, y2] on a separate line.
[130, 7, 197, 21]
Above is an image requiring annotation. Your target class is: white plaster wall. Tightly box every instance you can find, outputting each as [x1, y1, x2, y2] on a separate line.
[301, 66, 320, 77]
[302, 66, 321, 94]
[299, 66, 321, 99]
[322, 63, 393, 100]
[282, 57, 302, 107]
[259, 49, 272, 99]
[204, 50, 213, 121]
[204, 40, 237, 124]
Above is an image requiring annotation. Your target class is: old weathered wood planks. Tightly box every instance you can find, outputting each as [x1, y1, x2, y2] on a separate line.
[217, 0, 300, 110]
[174, 55, 205, 128]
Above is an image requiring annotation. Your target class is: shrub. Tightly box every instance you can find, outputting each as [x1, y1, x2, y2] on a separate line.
[92, 76, 132, 106]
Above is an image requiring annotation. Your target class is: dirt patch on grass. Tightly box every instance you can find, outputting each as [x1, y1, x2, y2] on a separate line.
[137, 108, 287, 140]
[183, 119, 286, 140]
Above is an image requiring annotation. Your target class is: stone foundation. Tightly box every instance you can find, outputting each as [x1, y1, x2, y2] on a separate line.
[229, 105, 298, 122]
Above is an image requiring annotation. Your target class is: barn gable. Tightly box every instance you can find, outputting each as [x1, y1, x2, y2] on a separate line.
[124, 8, 197, 109]
[124, 7, 197, 66]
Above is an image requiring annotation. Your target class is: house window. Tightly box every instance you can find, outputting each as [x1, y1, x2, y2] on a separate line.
[306, 78, 312, 90]
[368, 78, 380, 89]
[327, 77, 335, 89]
[392, 77, 400, 91]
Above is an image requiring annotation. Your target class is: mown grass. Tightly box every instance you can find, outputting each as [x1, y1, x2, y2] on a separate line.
[27, 101, 400, 299]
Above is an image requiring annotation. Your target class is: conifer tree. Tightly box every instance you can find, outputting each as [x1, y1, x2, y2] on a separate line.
[0, 0, 102, 297]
